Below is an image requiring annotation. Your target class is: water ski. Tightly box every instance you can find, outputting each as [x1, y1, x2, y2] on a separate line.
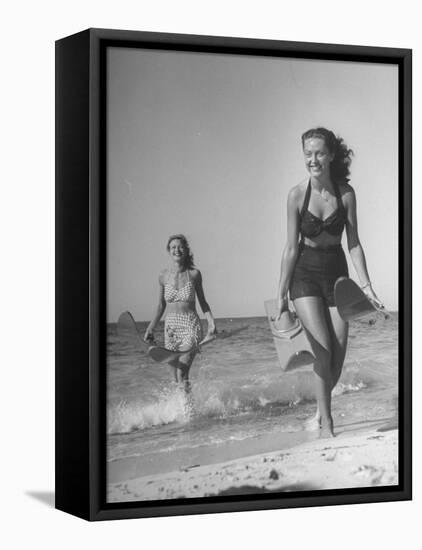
[334, 277, 388, 322]
[146, 345, 194, 363]
[148, 330, 234, 362]
[117, 311, 192, 363]
[264, 300, 315, 372]
[117, 311, 246, 365]
[117, 311, 149, 352]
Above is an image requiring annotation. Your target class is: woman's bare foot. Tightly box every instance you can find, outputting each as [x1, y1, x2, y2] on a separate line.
[304, 412, 321, 432]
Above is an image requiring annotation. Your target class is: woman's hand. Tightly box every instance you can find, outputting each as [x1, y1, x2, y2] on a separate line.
[275, 296, 289, 321]
[207, 324, 217, 337]
[362, 284, 384, 310]
[143, 328, 155, 344]
[198, 324, 217, 347]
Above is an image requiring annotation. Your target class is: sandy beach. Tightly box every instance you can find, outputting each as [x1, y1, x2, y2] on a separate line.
[107, 314, 398, 504]
[108, 423, 398, 502]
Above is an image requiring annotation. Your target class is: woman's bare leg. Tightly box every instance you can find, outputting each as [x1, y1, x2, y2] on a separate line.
[294, 296, 334, 437]
[168, 361, 179, 383]
[177, 350, 197, 416]
[167, 348, 196, 383]
[167, 351, 196, 417]
[326, 306, 349, 390]
[168, 349, 197, 392]
[310, 307, 348, 423]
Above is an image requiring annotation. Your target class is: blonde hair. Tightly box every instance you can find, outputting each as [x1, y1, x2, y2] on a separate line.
[166, 234, 195, 269]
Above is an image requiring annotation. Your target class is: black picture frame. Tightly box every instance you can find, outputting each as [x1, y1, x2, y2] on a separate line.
[55, 28, 412, 521]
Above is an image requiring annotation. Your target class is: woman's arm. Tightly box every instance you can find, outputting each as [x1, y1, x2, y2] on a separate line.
[193, 270, 216, 335]
[276, 187, 301, 318]
[344, 186, 383, 306]
[144, 272, 166, 341]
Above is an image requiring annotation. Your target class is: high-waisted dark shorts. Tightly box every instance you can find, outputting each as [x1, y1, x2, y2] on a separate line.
[289, 244, 348, 307]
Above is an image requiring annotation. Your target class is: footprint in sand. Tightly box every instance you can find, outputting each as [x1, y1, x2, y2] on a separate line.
[324, 451, 337, 462]
[352, 464, 384, 484]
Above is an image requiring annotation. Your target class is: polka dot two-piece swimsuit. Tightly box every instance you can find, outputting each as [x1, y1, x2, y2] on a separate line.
[164, 271, 202, 351]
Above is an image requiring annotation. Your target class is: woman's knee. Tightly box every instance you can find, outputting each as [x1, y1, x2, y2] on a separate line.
[178, 357, 193, 378]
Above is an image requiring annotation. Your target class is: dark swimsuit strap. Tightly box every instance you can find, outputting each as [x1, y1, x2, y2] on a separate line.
[332, 180, 346, 215]
[299, 181, 312, 248]
[300, 180, 312, 218]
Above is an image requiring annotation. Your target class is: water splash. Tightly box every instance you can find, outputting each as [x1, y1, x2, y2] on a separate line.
[108, 386, 191, 434]
[107, 364, 369, 435]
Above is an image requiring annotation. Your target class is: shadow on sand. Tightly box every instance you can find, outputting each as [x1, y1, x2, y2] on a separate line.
[208, 482, 317, 497]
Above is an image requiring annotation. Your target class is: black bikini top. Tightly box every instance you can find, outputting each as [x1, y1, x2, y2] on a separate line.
[300, 180, 346, 239]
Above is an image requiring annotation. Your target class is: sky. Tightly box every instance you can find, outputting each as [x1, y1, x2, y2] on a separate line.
[107, 47, 398, 321]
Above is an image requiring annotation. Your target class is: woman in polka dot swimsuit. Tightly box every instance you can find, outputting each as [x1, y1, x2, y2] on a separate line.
[144, 234, 216, 391]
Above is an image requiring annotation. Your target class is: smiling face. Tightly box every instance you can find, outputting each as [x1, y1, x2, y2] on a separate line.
[303, 137, 334, 179]
[168, 238, 187, 264]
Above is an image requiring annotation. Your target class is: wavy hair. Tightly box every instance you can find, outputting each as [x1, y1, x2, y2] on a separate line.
[166, 234, 195, 269]
[301, 127, 353, 183]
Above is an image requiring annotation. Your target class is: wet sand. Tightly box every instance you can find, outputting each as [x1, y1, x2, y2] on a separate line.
[108, 423, 398, 502]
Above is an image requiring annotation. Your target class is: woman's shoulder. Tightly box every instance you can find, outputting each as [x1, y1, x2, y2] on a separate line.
[189, 268, 201, 281]
[337, 181, 355, 202]
[158, 269, 169, 284]
[287, 179, 308, 206]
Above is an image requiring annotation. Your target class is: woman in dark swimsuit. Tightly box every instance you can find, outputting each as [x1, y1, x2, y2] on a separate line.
[277, 127, 383, 437]
[144, 234, 216, 392]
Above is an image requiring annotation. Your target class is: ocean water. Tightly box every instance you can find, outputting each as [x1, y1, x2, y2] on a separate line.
[107, 314, 398, 482]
